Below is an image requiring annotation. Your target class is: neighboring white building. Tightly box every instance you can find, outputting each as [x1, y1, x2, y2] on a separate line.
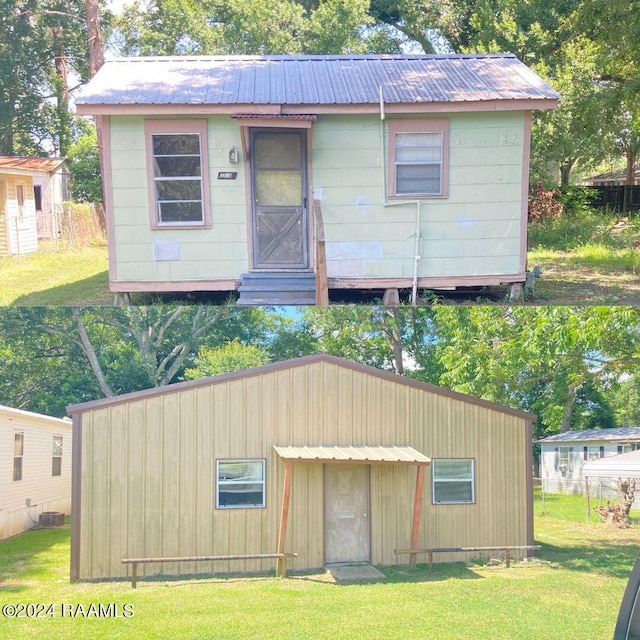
[539, 427, 640, 502]
[0, 404, 72, 540]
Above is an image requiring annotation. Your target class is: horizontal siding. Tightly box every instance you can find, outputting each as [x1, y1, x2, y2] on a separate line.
[1, 411, 72, 538]
[0, 175, 38, 256]
[79, 360, 529, 580]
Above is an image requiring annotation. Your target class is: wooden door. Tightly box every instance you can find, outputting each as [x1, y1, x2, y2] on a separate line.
[324, 465, 371, 564]
[250, 130, 308, 269]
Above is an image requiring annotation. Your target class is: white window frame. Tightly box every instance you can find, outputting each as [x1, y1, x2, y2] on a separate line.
[432, 458, 475, 504]
[388, 119, 449, 199]
[216, 459, 266, 509]
[145, 120, 211, 229]
[13, 431, 24, 482]
[52, 435, 63, 477]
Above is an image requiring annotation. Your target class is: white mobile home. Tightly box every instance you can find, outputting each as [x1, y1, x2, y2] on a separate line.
[539, 428, 640, 501]
[0, 405, 72, 539]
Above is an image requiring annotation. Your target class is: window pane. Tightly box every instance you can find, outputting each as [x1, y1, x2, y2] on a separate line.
[158, 201, 204, 223]
[52, 457, 62, 477]
[13, 457, 22, 482]
[53, 436, 63, 456]
[433, 459, 474, 504]
[396, 164, 441, 195]
[255, 171, 302, 206]
[154, 156, 201, 178]
[155, 179, 202, 201]
[434, 481, 473, 503]
[14, 432, 24, 456]
[433, 459, 472, 481]
[217, 460, 265, 508]
[254, 134, 301, 169]
[396, 133, 442, 161]
[153, 134, 200, 156]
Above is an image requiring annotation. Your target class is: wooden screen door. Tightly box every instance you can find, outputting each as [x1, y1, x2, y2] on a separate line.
[324, 465, 371, 564]
[250, 130, 308, 269]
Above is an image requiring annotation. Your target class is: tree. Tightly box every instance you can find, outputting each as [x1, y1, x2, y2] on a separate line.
[430, 306, 640, 439]
[184, 339, 271, 379]
[67, 127, 102, 202]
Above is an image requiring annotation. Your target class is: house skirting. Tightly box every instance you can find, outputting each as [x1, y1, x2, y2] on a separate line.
[0, 497, 71, 540]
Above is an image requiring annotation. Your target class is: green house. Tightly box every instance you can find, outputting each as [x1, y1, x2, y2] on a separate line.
[76, 54, 559, 304]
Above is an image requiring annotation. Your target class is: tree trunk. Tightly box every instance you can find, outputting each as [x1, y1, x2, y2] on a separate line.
[85, 0, 106, 204]
[560, 159, 575, 186]
[624, 149, 637, 213]
[52, 26, 70, 156]
[559, 384, 578, 433]
[72, 308, 114, 397]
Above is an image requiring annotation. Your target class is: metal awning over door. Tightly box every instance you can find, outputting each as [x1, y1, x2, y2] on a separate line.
[273, 445, 431, 576]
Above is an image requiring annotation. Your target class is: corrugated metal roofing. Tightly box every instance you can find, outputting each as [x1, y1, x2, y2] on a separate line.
[76, 54, 559, 108]
[582, 450, 640, 479]
[539, 427, 640, 443]
[273, 445, 431, 464]
[0, 156, 67, 173]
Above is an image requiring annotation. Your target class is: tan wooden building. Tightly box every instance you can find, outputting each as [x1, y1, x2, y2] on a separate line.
[67, 354, 535, 582]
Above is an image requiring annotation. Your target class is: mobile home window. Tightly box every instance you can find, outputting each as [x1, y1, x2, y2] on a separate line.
[13, 431, 24, 482]
[216, 459, 266, 509]
[388, 119, 449, 198]
[432, 459, 474, 504]
[52, 435, 63, 477]
[145, 120, 210, 228]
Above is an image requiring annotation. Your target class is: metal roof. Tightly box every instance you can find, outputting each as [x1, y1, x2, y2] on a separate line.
[75, 54, 559, 108]
[539, 427, 640, 444]
[582, 450, 640, 479]
[0, 156, 68, 174]
[273, 445, 431, 464]
[67, 353, 535, 421]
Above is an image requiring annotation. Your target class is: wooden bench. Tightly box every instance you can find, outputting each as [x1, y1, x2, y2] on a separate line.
[121, 552, 298, 588]
[395, 545, 541, 568]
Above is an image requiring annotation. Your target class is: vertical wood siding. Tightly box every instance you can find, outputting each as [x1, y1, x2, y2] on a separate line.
[78, 360, 530, 580]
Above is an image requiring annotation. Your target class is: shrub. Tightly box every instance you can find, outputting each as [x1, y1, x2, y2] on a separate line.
[528, 182, 563, 222]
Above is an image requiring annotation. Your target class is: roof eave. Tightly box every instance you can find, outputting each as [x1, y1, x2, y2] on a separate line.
[75, 98, 559, 117]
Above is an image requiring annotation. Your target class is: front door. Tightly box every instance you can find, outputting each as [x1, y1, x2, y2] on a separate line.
[250, 130, 308, 269]
[324, 465, 371, 564]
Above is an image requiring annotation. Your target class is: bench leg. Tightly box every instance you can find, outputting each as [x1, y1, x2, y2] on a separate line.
[131, 563, 137, 589]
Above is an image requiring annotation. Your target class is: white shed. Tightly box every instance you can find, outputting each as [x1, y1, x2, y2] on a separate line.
[0, 405, 72, 539]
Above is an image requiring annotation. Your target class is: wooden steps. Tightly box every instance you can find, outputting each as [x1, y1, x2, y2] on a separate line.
[237, 272, 316, 306]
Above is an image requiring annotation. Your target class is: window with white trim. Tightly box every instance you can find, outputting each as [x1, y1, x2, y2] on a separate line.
[216, 459, 266, 509]
[145, 120, 210, 228]
[388, 119, 449, 198]
[13, 431, 24, 482]
[432, 458, 474, 504]
[52, 435, 63, 477]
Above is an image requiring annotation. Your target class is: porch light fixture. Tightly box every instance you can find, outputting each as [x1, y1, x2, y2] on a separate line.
[229, 145, 239, 164]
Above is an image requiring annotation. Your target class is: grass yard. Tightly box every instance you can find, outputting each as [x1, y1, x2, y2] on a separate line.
[0, 242, 111, 306]
[0, 491, 637, 640]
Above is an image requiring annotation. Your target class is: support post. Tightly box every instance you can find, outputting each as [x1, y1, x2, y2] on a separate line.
[584, 478, 590, 518]
[276, 461, 294, 578]
[131, 562, 137, 589]
[409, 464, 426, 567]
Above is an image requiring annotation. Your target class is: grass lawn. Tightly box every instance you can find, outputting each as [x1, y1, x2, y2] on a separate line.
[0, 242, 111, 306]
[0, 491, 637, 639]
